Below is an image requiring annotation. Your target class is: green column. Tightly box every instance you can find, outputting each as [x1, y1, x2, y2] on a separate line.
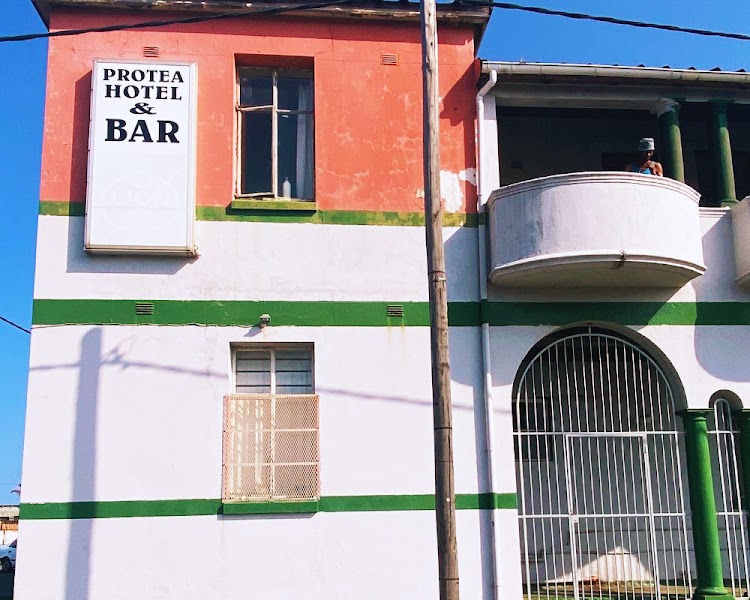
[679, 410, 732, 600]
[653, 99, 685, 182]
[710, 101, 737, 206]
[734, 410, 750, 513]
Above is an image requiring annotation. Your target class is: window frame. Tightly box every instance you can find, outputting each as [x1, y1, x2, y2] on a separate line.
[224, 345, 318, 504]
[235, 67, 315, 200]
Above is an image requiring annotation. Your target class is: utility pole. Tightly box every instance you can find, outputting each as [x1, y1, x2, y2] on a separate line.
[420, 0, 460, 598]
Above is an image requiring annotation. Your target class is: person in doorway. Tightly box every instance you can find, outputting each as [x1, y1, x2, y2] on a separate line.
[626, 137, 663, 176]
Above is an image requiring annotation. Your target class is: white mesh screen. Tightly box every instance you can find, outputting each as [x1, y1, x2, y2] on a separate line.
[223, 394, 319, 501]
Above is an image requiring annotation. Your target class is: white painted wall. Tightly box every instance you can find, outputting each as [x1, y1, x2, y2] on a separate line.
[33, 216, 479, 302]
[22, 324, 486, 504]
[15, 511, 491, 600]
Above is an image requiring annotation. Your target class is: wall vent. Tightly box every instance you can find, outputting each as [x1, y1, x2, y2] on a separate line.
[135, 302, 155, 316]
[386, 304, 404, 318]
[142, 46, 161, 58]
[381, 53, 399, 66]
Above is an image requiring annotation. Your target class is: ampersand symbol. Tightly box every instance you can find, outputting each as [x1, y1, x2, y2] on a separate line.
[130, 102, 156, 115]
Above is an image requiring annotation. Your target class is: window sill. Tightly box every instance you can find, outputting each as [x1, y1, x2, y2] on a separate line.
[231, 198, 317, 212]
[221, 500, 319, 515]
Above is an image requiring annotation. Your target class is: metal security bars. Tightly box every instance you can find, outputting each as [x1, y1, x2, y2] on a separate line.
[223, 393, 319, 501]
[514, 329, 694, 600]
[708, 399, 750, 599]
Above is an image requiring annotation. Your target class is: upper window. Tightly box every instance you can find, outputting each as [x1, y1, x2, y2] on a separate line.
[223, 347, 319, 502]
[237, 68, 314, 200]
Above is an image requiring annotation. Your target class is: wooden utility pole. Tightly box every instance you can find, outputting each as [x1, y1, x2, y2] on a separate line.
[420, 0, 460, 598]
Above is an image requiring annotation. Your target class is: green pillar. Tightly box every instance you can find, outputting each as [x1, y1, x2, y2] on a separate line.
[734, 410, 750, 513]
[710, 101, 737, 206]
[679, 410, 732, 600]
[653, 99, 685, 182]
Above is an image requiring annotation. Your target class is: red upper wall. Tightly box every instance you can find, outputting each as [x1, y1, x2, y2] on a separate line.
[40, 9, 479, 214]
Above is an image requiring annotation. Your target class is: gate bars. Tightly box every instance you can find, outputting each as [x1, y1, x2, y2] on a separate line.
[514, 331, 694, 600]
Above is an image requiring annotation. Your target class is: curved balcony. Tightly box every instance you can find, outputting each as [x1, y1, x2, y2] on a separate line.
[486, 172, 705, 288]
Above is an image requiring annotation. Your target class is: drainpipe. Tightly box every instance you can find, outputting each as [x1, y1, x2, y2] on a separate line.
[476, 68, 500, 600]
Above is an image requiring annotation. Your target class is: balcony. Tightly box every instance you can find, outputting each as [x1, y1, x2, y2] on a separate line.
[486, 172, 706, 288]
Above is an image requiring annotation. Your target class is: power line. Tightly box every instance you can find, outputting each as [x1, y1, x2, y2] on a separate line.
[470, 2, 750, 41]
[0, 316, 31, 335]
[0, 0, 353, 43]
[1, 1, 748, 43]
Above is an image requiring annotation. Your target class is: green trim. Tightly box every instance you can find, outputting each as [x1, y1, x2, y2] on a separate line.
[39, 201, 85, 217]
[230, 199, 317, 212]
[20, 493, 518, 520]
[31, 299, 750, 328]
[37, 201, 478, 228]
[481, 301, 750, 326]
[222, 500, 319, 515]
[19, 498, 223, 520]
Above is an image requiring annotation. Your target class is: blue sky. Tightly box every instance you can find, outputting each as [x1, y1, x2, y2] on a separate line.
[0, 0, 748, 507]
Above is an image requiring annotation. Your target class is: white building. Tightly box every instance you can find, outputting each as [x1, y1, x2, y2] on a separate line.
[16, 0, 750, 598]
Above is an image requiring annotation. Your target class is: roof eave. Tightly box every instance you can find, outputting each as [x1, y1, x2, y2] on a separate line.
[481, 60, 750, 86]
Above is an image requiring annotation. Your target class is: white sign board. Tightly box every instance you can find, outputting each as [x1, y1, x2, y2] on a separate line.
[85, 60, 197, 254]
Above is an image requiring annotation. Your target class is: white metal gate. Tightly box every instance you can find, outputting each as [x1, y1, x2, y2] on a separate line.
[514, 329, 694, 600]
[709, 399, 750, 599]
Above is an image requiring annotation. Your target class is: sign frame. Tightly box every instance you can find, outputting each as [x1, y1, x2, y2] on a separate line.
[85, 58, 198, 255]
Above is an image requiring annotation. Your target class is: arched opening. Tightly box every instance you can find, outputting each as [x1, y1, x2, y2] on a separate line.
[513, 326, 693, 600]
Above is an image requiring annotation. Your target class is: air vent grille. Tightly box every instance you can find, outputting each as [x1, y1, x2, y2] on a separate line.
[135, 302, 155, 316]
[142, 46, 161, 58]
[386, 304, 404, 318]
[381, 53, 399, 66]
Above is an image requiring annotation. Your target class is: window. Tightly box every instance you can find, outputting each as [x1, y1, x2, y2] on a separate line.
[223, 347, 318, 502]
[237, 68, 314, 200]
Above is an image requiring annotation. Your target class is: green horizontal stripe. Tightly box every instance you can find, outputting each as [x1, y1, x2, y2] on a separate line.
[483, 301, 750, 326]
[32, 299, 480, 327]
[37, 201, 478, 228]
[222, 500, 319, 515]
[32, 299, 750, 327]
[20, 493, 517, 520]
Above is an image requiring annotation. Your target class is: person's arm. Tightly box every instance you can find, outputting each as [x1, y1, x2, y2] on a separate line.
[653, 161, 664, 176]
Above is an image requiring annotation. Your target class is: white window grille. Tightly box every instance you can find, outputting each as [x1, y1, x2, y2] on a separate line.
[236, 68, 314, 200]
[223, 348, 318, 502]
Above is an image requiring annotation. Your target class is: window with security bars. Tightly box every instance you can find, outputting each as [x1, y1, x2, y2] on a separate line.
[223, 348, 318, 502]
[237, 68, 314, 200]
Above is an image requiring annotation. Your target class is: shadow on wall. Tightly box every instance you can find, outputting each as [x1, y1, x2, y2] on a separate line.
[64, 216, 195, 276]
[694, 211, 750, 382]
[65, 328, 101, 600]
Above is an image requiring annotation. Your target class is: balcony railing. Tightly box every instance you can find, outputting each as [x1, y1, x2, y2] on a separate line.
[486, 172, 706, 288]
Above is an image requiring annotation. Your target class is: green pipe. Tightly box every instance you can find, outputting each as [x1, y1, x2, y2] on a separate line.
[679, 410, 732, 600]
[656, 100, 685, 182]
[710, 101, 737, 206]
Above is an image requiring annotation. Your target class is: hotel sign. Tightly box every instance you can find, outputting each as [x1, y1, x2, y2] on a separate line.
[85, 60, 197, 254]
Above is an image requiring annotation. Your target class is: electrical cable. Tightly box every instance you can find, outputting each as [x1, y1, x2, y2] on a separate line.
[0, 0, 353, 43]
[466, 2, 750, 42]
[0, 1, 748, 43]
[0, 316, 31, 335]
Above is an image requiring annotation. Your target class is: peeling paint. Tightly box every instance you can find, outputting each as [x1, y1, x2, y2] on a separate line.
[440, 170, 463, 213]
[459, 168, 477, 186]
